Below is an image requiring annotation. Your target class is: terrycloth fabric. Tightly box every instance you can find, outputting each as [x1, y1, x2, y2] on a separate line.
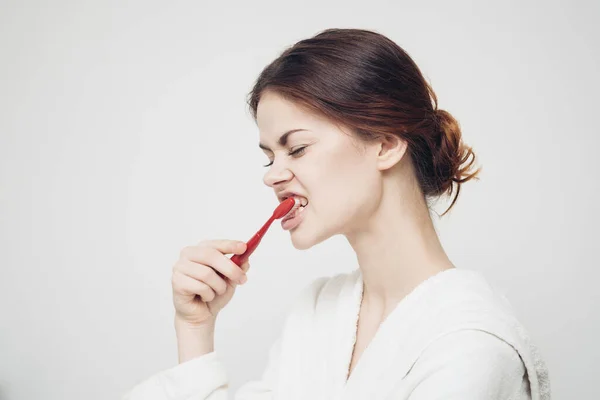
[123, 268, 551, 400]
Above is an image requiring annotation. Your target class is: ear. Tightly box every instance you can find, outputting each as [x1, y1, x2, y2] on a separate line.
[375, 135, 408, 171]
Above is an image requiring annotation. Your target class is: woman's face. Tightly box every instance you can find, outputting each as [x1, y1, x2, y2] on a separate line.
[257, 91, 383, 250]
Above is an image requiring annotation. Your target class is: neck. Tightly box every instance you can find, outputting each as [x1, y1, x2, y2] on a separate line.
[344, 178, 454, 315]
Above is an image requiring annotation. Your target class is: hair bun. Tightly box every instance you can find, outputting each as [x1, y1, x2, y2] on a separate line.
[430, 108, 480, 214]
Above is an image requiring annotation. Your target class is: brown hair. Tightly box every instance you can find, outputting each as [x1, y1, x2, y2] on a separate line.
[247, 28, 480, 216]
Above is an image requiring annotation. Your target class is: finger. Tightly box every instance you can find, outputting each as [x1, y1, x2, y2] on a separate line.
[188, 246, 246, 285]
[240, 260, 250, 273]
[178, 260, 228, 296]
[197, 239, 247, 255]
[172, 271, 217, 302]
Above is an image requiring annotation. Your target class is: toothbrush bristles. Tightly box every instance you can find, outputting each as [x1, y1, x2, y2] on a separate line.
[284, 198, 302, 217]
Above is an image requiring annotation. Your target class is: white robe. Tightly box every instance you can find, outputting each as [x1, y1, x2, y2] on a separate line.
[123, 268, 551, 399]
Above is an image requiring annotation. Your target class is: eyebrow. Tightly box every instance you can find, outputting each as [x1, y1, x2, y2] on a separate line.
[258, 129, 308, 151]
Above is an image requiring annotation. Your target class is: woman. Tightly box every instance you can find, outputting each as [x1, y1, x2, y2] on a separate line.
[124, 28, 550, 399]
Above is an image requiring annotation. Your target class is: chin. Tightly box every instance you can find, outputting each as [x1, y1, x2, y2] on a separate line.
[289, 224, 333, 250]
[290, 231, 315, 250]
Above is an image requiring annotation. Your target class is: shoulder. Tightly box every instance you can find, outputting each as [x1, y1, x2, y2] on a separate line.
[415, 329, 525, 373]
[399, 269, 543, 399]
[418, 268, 523, 330]
[407, 329, 529, 399]
[404, 269, 533, 361]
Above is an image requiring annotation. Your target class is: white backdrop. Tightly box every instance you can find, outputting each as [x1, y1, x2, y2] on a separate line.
[1, 1, 598, 399]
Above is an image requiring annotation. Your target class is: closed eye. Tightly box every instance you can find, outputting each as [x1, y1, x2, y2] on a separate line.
[263, 146, 307, 168]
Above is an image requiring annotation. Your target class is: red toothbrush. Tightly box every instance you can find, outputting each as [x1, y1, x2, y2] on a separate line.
[230, 197, 300, 267]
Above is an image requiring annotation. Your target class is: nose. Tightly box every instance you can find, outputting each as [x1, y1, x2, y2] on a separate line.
[263, 157, 294, 188]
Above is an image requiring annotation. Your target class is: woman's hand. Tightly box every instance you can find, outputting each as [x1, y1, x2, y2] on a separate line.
[171, 239, 250, 326]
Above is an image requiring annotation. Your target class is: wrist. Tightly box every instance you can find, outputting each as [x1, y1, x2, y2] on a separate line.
[174, 314, 216, 331]
[174, 315, 216, 364]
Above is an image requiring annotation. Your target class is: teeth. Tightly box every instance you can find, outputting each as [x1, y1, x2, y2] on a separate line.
[284, 195, 308, 207]
[295, 197, 308, 207]
[283, 197, 308, 221]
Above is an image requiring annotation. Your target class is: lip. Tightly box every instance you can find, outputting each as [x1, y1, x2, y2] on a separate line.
[281, 202, 308, 230]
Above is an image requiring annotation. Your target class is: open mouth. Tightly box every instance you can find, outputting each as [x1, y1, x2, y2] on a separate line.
[282, 196, 308, 220]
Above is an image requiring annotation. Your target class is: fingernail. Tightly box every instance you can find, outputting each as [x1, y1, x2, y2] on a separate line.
[239, 275, 248, 284]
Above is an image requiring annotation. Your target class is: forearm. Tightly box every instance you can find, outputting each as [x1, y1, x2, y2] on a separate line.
[174, 316, 217, 364]
[124, 317, 227, 400]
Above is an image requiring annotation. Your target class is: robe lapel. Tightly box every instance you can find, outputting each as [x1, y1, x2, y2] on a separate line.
[339, 269, 465, 400]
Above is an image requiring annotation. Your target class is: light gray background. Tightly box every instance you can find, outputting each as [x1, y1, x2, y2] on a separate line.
[1, 1, 597, 399]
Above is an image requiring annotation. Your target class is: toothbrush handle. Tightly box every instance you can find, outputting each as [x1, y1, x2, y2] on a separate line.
[230, 232, 263, 266]
[229, 215, 273, 267]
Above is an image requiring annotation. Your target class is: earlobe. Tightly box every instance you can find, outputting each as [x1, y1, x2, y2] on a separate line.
[376, 136, 407, 171]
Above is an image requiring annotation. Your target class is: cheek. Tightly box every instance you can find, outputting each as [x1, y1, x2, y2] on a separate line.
[310, 153, 378, 219]
[310, 151, 359, 194]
